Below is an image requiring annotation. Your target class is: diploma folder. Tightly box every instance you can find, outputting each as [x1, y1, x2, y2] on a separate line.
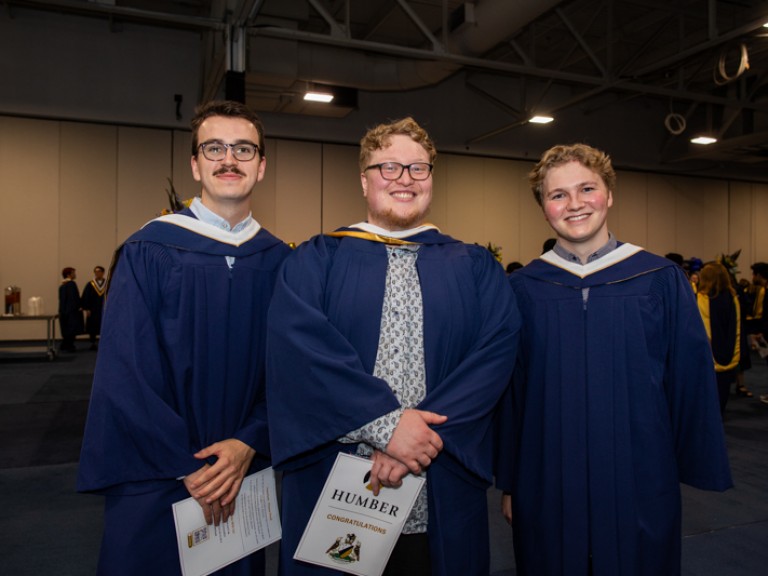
[294, 452, 424, 576]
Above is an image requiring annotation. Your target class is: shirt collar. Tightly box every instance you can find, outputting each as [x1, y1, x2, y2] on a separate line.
[189, 197, 253, 233]
[552, 232, 617, 264]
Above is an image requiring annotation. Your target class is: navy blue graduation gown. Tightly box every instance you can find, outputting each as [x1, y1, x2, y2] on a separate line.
[77, 210, 290, 575]
[58, 280, 83, 342]
[497, 246, 732, 576]
[81, 279, 105, 339]
[266, 229, 520, 575]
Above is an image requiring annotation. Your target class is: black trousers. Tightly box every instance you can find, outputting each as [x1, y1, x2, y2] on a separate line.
[383, 533, 431, 576]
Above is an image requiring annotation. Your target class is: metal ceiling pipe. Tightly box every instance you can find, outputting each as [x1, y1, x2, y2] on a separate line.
[8, 0, 225, 30]
[247, 0, 562, 92]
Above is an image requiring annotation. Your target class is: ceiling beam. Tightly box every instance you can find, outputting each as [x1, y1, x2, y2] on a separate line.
[7, 0, 226, 29]
[395, 0, 444, 53]
[249, 25, 768, 112]
[629, 15, 768, 79]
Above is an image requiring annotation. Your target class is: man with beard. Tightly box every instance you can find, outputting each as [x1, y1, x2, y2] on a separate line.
[78, 100, 290, 575]
[267, 117, 520, 575]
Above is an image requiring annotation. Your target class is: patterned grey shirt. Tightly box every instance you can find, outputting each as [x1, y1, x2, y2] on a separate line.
[341, 244, 428, 533]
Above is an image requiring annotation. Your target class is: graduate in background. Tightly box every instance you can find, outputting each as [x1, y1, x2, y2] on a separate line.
[58, 266, 82, 352]
[695, 261, 740, 415]
[77, 100, 290, 576]
[80, 265, 106, 350]
[267, 117, 520, 575]
[497, 143, 732, 576]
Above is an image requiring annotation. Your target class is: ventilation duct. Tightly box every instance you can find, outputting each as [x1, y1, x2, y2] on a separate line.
[245, 0, 561, 115]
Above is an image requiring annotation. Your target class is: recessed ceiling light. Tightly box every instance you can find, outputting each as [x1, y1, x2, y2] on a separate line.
[529, 115, 554, 124]
[304, 92, 334, 103]
[690, 136, 717, 145]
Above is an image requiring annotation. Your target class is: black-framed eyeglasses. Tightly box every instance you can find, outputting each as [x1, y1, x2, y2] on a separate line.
[364, 162, 433, 181]
[198, 140, 261, 162]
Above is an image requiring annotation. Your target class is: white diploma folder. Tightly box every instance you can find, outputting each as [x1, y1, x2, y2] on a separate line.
[294, 453, 424, 576]
[172, 467, 282, 576]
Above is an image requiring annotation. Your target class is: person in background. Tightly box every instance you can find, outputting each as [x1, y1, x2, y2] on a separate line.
[745, 262, 767, 339]
[80, 265, 106, 350]
[267, 117, 520, 575]
[506, 261, 523, 274]
[78, 100, 290, 576]
[665, 252, 685, 268]
[696, 262, 740, 415]
[689, 270, 700, 293]
[745, 262, 768, 404]
[496, 143, 732, 576]
[58, 267, 82, 352]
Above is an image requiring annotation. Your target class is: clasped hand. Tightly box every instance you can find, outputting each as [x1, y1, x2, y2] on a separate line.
[368, 408, 447, 495]
[183, 438, 255, 526]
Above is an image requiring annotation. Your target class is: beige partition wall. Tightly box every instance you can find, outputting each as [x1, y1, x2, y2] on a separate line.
[0, 118, 61, 339]
[116, 127, 173, 243]
[2, 114, 768, 343]
[436, 154, 549, 266]
[671, 176, 730, 263]
[60, 122, 118, 278]
[612, 171, 649, 248]
[272, 140, 322, 246]
[321, 144, 366, 234]
[441, 155, 484, 244]
[741, 181, 768, 267]
[753, 183, 768, 264]
[171, 129, 198, 204]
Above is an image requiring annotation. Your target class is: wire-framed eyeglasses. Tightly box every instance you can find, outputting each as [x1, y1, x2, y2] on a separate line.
[198, 140, 261, 162]
[364, 162, 433, 181]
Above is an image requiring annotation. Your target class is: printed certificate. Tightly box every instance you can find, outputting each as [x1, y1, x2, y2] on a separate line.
[172, 467, 281, 576]
[294, 453, 424, 576]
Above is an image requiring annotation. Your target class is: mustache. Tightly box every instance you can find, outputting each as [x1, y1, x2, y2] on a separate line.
[213, 166, 246, 176]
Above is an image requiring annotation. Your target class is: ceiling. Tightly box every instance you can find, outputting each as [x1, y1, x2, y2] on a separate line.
[8, 0, 768, 178]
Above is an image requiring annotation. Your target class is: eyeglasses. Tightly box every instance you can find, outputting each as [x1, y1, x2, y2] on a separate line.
[198, 140, 260, 162]
[364, 162, 433, 181]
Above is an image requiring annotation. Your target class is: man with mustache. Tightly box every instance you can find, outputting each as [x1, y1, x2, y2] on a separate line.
[267, 117, 520, 575]
[78, 100, 290, 575]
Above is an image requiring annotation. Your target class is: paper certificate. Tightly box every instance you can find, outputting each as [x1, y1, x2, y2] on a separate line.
[294, 453, 425, 576]
[172, 467, 281, 576]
